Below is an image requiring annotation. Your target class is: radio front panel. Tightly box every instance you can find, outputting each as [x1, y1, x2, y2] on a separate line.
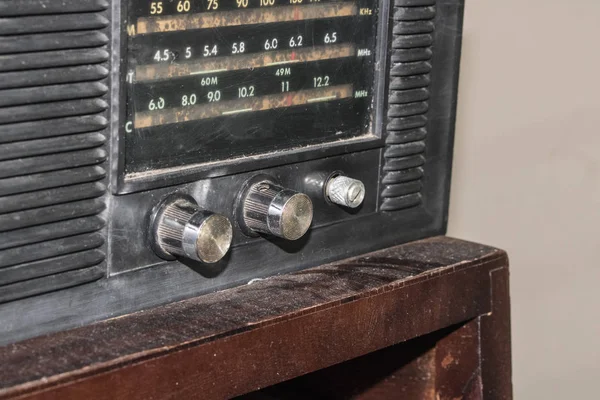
[120, 0, 385, 191]
[0, 0, 464, 345]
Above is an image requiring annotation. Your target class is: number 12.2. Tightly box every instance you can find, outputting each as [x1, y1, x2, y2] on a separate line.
[313, 76, 330, 87]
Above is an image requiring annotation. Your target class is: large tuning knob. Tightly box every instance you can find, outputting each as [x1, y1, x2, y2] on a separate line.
[151, 195, 233, 264]
[239, 180, 313, 240]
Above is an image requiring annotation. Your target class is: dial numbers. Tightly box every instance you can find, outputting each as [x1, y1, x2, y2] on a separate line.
[125, 0, 379, 173]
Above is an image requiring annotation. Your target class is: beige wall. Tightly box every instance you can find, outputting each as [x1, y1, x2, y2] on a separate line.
[447, 0, 600, 398]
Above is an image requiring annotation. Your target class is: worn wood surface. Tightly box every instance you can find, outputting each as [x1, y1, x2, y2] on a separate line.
[435, 320, 483, 400]
[0, 236, 511, 399]
[246, 324, 441, 399]
[480, 266, 513, 399]
[247, 319, 488, 400]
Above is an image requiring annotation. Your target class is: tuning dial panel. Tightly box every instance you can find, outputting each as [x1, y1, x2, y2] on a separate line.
[326, 175, 366, 209]
[151, 195, 233, 264]
[239, 180, 314, 241]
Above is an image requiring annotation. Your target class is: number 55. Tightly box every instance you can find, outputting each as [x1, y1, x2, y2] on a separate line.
[150, 2, 163, 14]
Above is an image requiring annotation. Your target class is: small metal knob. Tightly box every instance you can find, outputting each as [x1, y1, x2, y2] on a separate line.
[326, 175, 366, 208]
[241, 180, 313, 240]
[151, 195, 233, 264]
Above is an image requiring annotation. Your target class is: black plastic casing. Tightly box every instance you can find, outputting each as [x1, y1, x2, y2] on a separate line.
[0, 0, 464, 345]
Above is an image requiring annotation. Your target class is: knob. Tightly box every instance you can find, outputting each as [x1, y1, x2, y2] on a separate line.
[240, 180, 313, 240]
[151, 195, 233, 264]
[326, 175, 366, 208]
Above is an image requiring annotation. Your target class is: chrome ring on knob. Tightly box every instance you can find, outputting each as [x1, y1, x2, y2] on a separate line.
[237, 177, 313, 241]
[150, 194, 233, 264]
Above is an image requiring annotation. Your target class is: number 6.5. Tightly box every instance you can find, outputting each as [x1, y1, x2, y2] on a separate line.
[324, 32, 337, 44]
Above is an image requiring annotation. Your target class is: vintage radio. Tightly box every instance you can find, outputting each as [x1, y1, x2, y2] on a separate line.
[0, 0, 463, 344]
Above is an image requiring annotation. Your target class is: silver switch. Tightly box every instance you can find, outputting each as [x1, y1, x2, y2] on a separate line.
[326, 175, 366, 208]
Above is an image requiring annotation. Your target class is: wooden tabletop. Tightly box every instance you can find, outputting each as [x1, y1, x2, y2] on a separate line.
[0, 236, 511, 400]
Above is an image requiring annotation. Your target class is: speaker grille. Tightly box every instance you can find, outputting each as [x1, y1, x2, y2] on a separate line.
[0, 1, 109, 303]
[381, 0, 436, 212]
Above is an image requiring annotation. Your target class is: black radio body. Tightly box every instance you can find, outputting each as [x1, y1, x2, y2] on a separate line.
[0, 0, 463, 345]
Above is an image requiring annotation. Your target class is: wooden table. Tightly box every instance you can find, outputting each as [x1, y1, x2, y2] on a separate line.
[0, 236, 512, 399]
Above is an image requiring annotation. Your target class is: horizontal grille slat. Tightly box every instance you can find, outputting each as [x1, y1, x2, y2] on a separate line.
[0, 148, 107, 179]
[384, 142, 426, 158]
[381, 181, 423, 198]
[0, 166, 106, 196]
[393, 21, 434, 35]
[0, 218, 105, 253]
[389, 74, 431, 90]
[386, 128, 428, 144]
[0, 31, 109, 55]
[390, 61, 432, 76]
[0, 48, 109, 72]
[0, 14, 109, 35]
[0, 250, 105, 286]
[0, 65, 109, 90]
[387, 115, 428, 131]
[0, 233, 104, 269]
[0, 182, 105, 213]
[0, 133, 106, 161]
[394, 6, 436, 21]
[0, 82, 108, 107]
[394, 0, 436, 6]
[383, 168, 425, 185]
[392, 34, 433, 49]
[391, 48, 432, 63]
[383, 155, 426, 171]
[381, 193, 422, 212]
[0, 266, 104, 305]
[0, 199, 105, 232]
[0, 99, 108, 124]
[0, 0, 108, 17]
[388, 102, 429, 118]
[389, 88, 430, 104]
[0, 115, 107, 143]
